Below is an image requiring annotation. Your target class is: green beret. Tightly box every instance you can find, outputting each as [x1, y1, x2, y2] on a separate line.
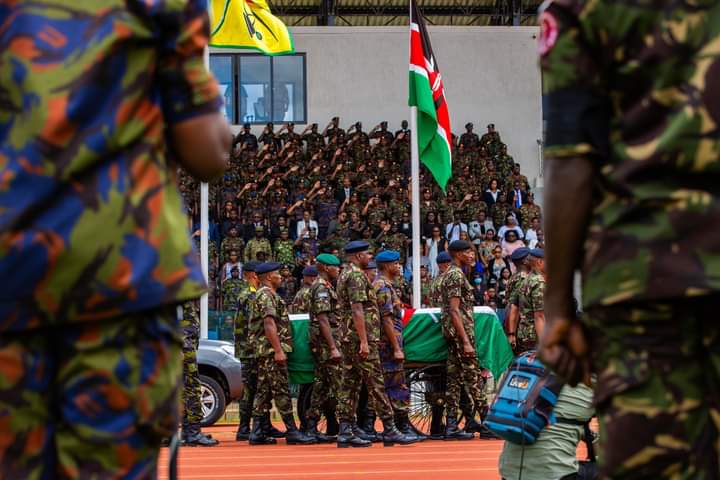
[316, 253, 341, 266]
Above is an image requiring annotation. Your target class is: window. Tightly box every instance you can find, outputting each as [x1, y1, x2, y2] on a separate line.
[209, 53, 306, 125]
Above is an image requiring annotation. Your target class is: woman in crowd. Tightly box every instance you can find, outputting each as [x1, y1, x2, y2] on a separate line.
[221, 251, 243, 283]
[501, 230, 524, 262]
[424, 224, 448, 277]
[483, 178, 501, 207]
[422, 211, 442, 239]
[487, 246, 511, 282]
[478, 228, 500, 268]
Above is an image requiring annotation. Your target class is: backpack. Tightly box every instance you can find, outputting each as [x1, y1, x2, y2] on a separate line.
[485, 350, 564, 445]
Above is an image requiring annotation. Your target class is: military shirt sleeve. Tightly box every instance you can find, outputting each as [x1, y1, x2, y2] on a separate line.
[540, 0, 610, 160]
[374, 281, 394, 317]
[346, 271, 369, 304]
[529, 277, 546, 312]
[443, 270, 465, 301]
[255, 290, 279, 319]
[156, 0, 223, 123]
[507, 277, 521, 306]
[311, 283, 332, 315]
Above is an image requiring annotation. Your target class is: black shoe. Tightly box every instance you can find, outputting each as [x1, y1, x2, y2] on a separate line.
[464, 417, 483, 434]
[396, 413, 426, 442]
[249, 416, 277, 445]
[265, 412, 286, 438]
[305, 418, 334, 443]
[337, 421, 372, 448]
[181, 433, 219, 446]
[236, 415, 251, 441]
[282, 414, 317, 445]
[381, 417, 420, 447]
[478, 425, 500, 440]
[444, 415, 474, 440]
[353, 424, 379, 443]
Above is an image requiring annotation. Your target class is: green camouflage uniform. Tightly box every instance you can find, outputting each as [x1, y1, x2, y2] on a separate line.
[305, 277, 344, 422]
[220, 236, 245, 263]
[244, 238, 273, 263]
[290, 284, 313, 314]
[235, 285, 258, 420]
[428, 274, 444, 308]
[335, 264, 394, 422]
[541, 0, 720, 477]
[181, 301, 203, 437]
[439, 265, 487, 418]
[516, 271, 544, 355]
[273, 239, 295, 265]
[221, 277, 243, 312]
[490, 201, 511, 230]
[518, 203, 542, 230]
[251, 286, 294, 417]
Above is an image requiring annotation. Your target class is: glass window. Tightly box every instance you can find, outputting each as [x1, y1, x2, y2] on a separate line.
[239, 56, 271, 124]
[272, 55, 305, 123]
[209, 55, 234, 122]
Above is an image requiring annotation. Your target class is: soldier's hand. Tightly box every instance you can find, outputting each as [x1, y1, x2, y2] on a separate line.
[330, 348, 342, 362]
[393, 349, 405, 362]
[539, 316, 590, 386]
[507, 333, 517, 350]
[359, 341, 370, 360]
[462, 342, 475, 358]
[275, 351, 288, 365]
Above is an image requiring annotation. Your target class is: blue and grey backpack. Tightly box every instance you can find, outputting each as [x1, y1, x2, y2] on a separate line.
[484, 350, 564, 445]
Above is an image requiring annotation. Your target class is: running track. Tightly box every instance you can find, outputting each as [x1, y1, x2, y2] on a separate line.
[158, 425, 509, 480]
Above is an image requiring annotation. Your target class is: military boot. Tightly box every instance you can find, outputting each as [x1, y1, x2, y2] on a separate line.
[358, 413, 381, 442]
[264, 412, 286, 438]
[337, 421, 372, 448]
[353, 423, 378, 443]
[395, 412, 426, 442]
[235, 414, 251, 441]
[464, 417, 483, 434]
[305, 418, 334, 443]
[444, 414, 474, 440]
[249, 416, 277, 445]
[380, 417, 420, 447]
[282, 414, 317, 445]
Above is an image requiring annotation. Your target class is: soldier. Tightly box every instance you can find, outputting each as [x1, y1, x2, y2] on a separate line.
[181, 301, 219, 446]
[323, 116, 345, 140]
[393, 120, 411, 165]
[503, 247, 531, 352]
[504, 163, 531, 193]
[363, 260, 378, 284]
[235, 122, 259, 151]
[273, 227, 295, 265]
[335, 241, 418, 447]
[234, 262, 260, 440]
[428, 251, 452, 307]
[290, 265, 318, 314]
[480, 123, 501, 155]
[278, 122, 301, 146]
[221, 266, 244, 312]
[518, 192, 542, 230]
[459, 123, 480, 156]
[244, 225, 273, 262]
[490, 191, 511, 230]
[301, 123, 325, 157]
[373, 251, 424, 441]
[258, 122, 278, 148]
[248, 262, 316, 446]
[516, 249, 545, 354]
[440, 240, 488, 440]
[540, 4, 720, 477]
[304, 254, 345, 443]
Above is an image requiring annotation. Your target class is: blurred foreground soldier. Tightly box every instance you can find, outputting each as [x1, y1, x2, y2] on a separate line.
[440, 241, 488, 440]
[290, 265, 318, 314]
[249, 263, 316, 445]
[539, 2, 720, 477]
[304, 254, 344, 443]
[335, 241, 418, 447]
[181, 301, 219, 446]
[0, 1, 231, 476]
[373, 251, 424, 442]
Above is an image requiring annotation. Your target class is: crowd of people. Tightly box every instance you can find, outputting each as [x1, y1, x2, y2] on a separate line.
[179, 118, 543, 328]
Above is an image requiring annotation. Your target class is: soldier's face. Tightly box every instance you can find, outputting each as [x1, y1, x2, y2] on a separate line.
[356, 251, 371, 269]
[326, 265, 340, 280]
[265, 271, 282, 287]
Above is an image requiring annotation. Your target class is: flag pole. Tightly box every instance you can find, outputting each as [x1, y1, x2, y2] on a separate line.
[409, 0, 421, 309]
[199, 44, 210, 339]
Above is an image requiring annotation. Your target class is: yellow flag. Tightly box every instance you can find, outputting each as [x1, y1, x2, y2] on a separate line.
[210, 0, 294, 55]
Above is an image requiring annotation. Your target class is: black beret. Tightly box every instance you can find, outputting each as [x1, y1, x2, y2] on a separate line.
[448, 240, 472, 252]
[256, 262, 282, 275]
[243, 261, 261, 273]
[344, 240, 370, 254]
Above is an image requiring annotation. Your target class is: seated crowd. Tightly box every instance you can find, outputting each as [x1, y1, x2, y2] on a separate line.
[178, 118, 542, 327]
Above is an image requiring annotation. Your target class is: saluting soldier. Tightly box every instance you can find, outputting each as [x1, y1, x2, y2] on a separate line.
[516, 249, 545, 355]
[335, 241, 418, 447]
[290, 265, 318, 314]
[248, 262, 316, 446]
[439, 240, 488, 440]
[303, 254, 345, 443]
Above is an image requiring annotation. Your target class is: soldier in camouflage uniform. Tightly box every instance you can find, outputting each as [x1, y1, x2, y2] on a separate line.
[221, 266, 243, 312]
[0, 2, 232, 476]
[516, 249, 545, 355]
[539, 4, 720, 477]
[518, 192, 542, 230]
[304, 254, 345, 442]
[428, 252, 452, 307]
[459, 123, 480, 161]
[273, 227, 295, 265]
[439, 241, 488, 440]
[181, 301, 219, 446]
[290, 265, 318, 314]
[302, 123, 325, 158]
[503, 248, 531, 352]
[244, 225, 273, 262]
[335, 241, 418, 447]
[220, 226, 245, 264]
[394, 120, 411, 164]
[248, 262, 315, 446]
[490, 191, 511, 229]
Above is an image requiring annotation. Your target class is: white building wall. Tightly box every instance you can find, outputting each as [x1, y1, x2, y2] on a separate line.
[212, 26, 543, 184]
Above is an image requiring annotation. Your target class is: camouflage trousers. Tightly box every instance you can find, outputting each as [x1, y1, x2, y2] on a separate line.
[182, 318, 202, 436]
[514, 317, 537, 355]
[367, 368, 410, 416]
[252, 355, 293, 417]
[305, 355, 343, 421]
[336, 341, 394, 422]
[238, 358, 258, 420]
[445, 341, 487, 418]
[586, 297, 720, 480]
[0, 306, 182, 479]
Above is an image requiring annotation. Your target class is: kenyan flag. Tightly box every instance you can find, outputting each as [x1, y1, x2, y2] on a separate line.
[409, 0, 452, 191]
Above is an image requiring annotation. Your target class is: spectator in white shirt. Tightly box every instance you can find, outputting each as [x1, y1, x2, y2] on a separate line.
[528, 228, 544, 249]
[296, 210, 318, 240]
[497, 214, 524, 242]
[469, 210, 495, 240]
[524, 217, 542, 244]
[445, 216, 468, 243]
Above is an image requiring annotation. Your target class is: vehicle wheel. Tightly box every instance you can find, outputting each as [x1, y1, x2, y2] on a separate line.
[297, 383, 339, 436]
[407, 364, 448, 438]
[199, 374, 226, 427]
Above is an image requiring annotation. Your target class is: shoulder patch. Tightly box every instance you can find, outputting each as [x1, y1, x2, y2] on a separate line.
[538, 10, 559, 56]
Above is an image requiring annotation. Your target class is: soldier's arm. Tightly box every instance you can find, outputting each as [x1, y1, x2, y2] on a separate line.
[381, 312, 403, 358]
[448, 296, 473, 355]
[263, 315, 287, 364]
[350, 302, 368, 348]
[317, 312, 340, 357]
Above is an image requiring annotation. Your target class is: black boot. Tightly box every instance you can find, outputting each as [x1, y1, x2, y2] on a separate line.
[396, 412, 426, 442]
[464, 417, 483, 433]
[181, 432, 219, 446]
[282, 414, 317, 445]
[357, 414, 380, 443]
[264, 412, 286, 438]
[337, 421, 372, 448]
[381, 417, 420, 447]
[305, 418, 334, 443]
[353, 423, 379, 443]
[249, 416, 277, 445]
[236, 414, 251, 441]
[444, 414, 474, 440]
